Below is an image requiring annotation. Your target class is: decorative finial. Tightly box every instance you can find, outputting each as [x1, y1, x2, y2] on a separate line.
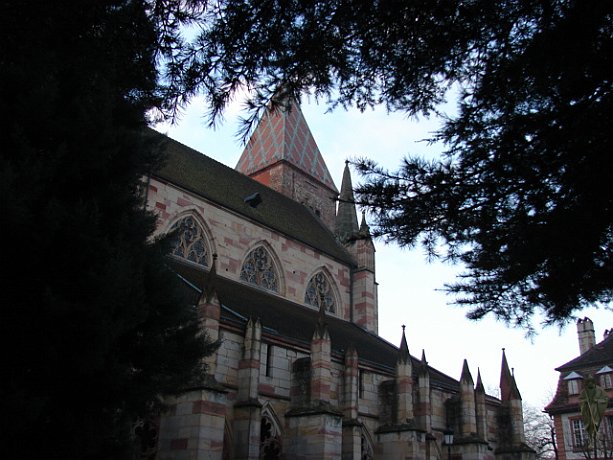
[402, 324, 406, 332]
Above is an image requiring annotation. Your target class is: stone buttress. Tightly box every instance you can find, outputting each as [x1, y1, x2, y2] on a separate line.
[157, 258, 228, 460]
[376, 327, 427, 460]
[416, 350, 432, 433]
[475, 369, 489, 443]
[233, 317, 263, 460]
[285, 306, 343, 459]
[495, 350, 534, 460]
[456, 360, 489, 460]
[341, 344, 362, 460]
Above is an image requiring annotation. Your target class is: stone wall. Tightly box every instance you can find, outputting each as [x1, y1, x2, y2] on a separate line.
[148, 178, 351, 319]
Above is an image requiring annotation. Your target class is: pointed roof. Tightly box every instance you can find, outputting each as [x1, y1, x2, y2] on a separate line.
[475, 368, 485, 393]
[359, 210, 371, 237]
[236, 101, 338, 192]
[461, 359, 474, 384]
[398, 325, 410, 364]
[419, 349, 429, 376]
[200, 253, 219, 304]
[335, 161, 359, 240]
[500, 349, 522, 401]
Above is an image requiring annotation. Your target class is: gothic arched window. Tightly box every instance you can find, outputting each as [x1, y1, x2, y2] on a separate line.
[168, 216, 209, 266]
[240, 246, 279, 292]
[361, 431, 374, 460]
[304, 271, 336, 313]
[260, 411, 281, 460]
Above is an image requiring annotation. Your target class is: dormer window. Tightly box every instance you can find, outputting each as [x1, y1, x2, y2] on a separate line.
[564, 371, 583, 395]
[596, 365, 613, 389]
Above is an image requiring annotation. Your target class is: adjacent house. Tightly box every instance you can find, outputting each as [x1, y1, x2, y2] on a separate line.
[545, 318, 613, 460]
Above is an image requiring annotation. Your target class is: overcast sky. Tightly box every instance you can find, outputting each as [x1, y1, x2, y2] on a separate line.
[154, 95, 611, 409]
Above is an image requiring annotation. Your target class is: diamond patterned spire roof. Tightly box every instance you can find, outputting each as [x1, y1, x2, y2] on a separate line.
[236, 101, 338, 191]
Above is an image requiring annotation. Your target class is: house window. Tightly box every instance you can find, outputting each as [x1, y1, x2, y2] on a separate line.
[169, 216, 209, 266]
[564, 371, 583, 395]
[568, 379, 580, 395]
[604, 415, 613, 441]
[571, 418, 587, 448]
[240, 246, 279, 292]
[597, 366, 613, 389]
[305, 272, 336, 313]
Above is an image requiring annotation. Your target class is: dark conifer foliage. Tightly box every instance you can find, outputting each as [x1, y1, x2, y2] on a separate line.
[354, 1, 613, 327]
[0, 1, 215, 458]
[159, 0, 612, 327]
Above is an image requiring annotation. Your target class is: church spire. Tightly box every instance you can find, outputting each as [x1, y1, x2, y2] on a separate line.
[475, 368, 485, 393]
[396, 325, 414, 422]
[460, 359, 474, 385]
[398, 325, 410, 364]
[498, 349, 527, 447]
[236, 100, 337, 190]
[335, 161, 359, 242]
[235, 98, 338, 228]
[359, 210, 371, 237]
[500, 348, 522, 401]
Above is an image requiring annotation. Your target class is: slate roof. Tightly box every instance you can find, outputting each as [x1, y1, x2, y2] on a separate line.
[148, 128, 353, 265]
[235, 102, 338, 192]
[556, 332, 613, 372]
[171, 260, 461, 392]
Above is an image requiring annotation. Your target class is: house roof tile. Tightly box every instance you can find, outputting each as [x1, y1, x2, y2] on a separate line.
[556, 333, 613, 372]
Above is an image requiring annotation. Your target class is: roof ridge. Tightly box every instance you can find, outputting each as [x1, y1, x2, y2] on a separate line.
[556, 331, 613, 370]
[149, 129, 354, 264]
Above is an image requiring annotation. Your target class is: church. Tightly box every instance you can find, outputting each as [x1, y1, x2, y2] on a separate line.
[145, 102, 535, 460]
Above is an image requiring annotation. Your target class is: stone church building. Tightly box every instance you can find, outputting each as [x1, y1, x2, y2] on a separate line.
[145, 102, 535, 460]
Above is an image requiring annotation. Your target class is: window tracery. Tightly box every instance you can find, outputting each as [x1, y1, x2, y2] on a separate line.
[260, 413, 281, 459]
[361, 432, 374, 460]
[240, 246, 279, 292]
[169, 215, 209, 266]
[305, 271, 336, 313]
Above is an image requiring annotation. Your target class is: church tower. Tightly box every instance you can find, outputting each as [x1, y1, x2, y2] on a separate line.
[336, 161, 378, 332]
[235, 101, 338, 228]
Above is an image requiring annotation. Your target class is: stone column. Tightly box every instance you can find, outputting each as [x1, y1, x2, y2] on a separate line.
[342, 345, 361, 460]
[460, 359, 477, 437]
[233, 317, 263, 460]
